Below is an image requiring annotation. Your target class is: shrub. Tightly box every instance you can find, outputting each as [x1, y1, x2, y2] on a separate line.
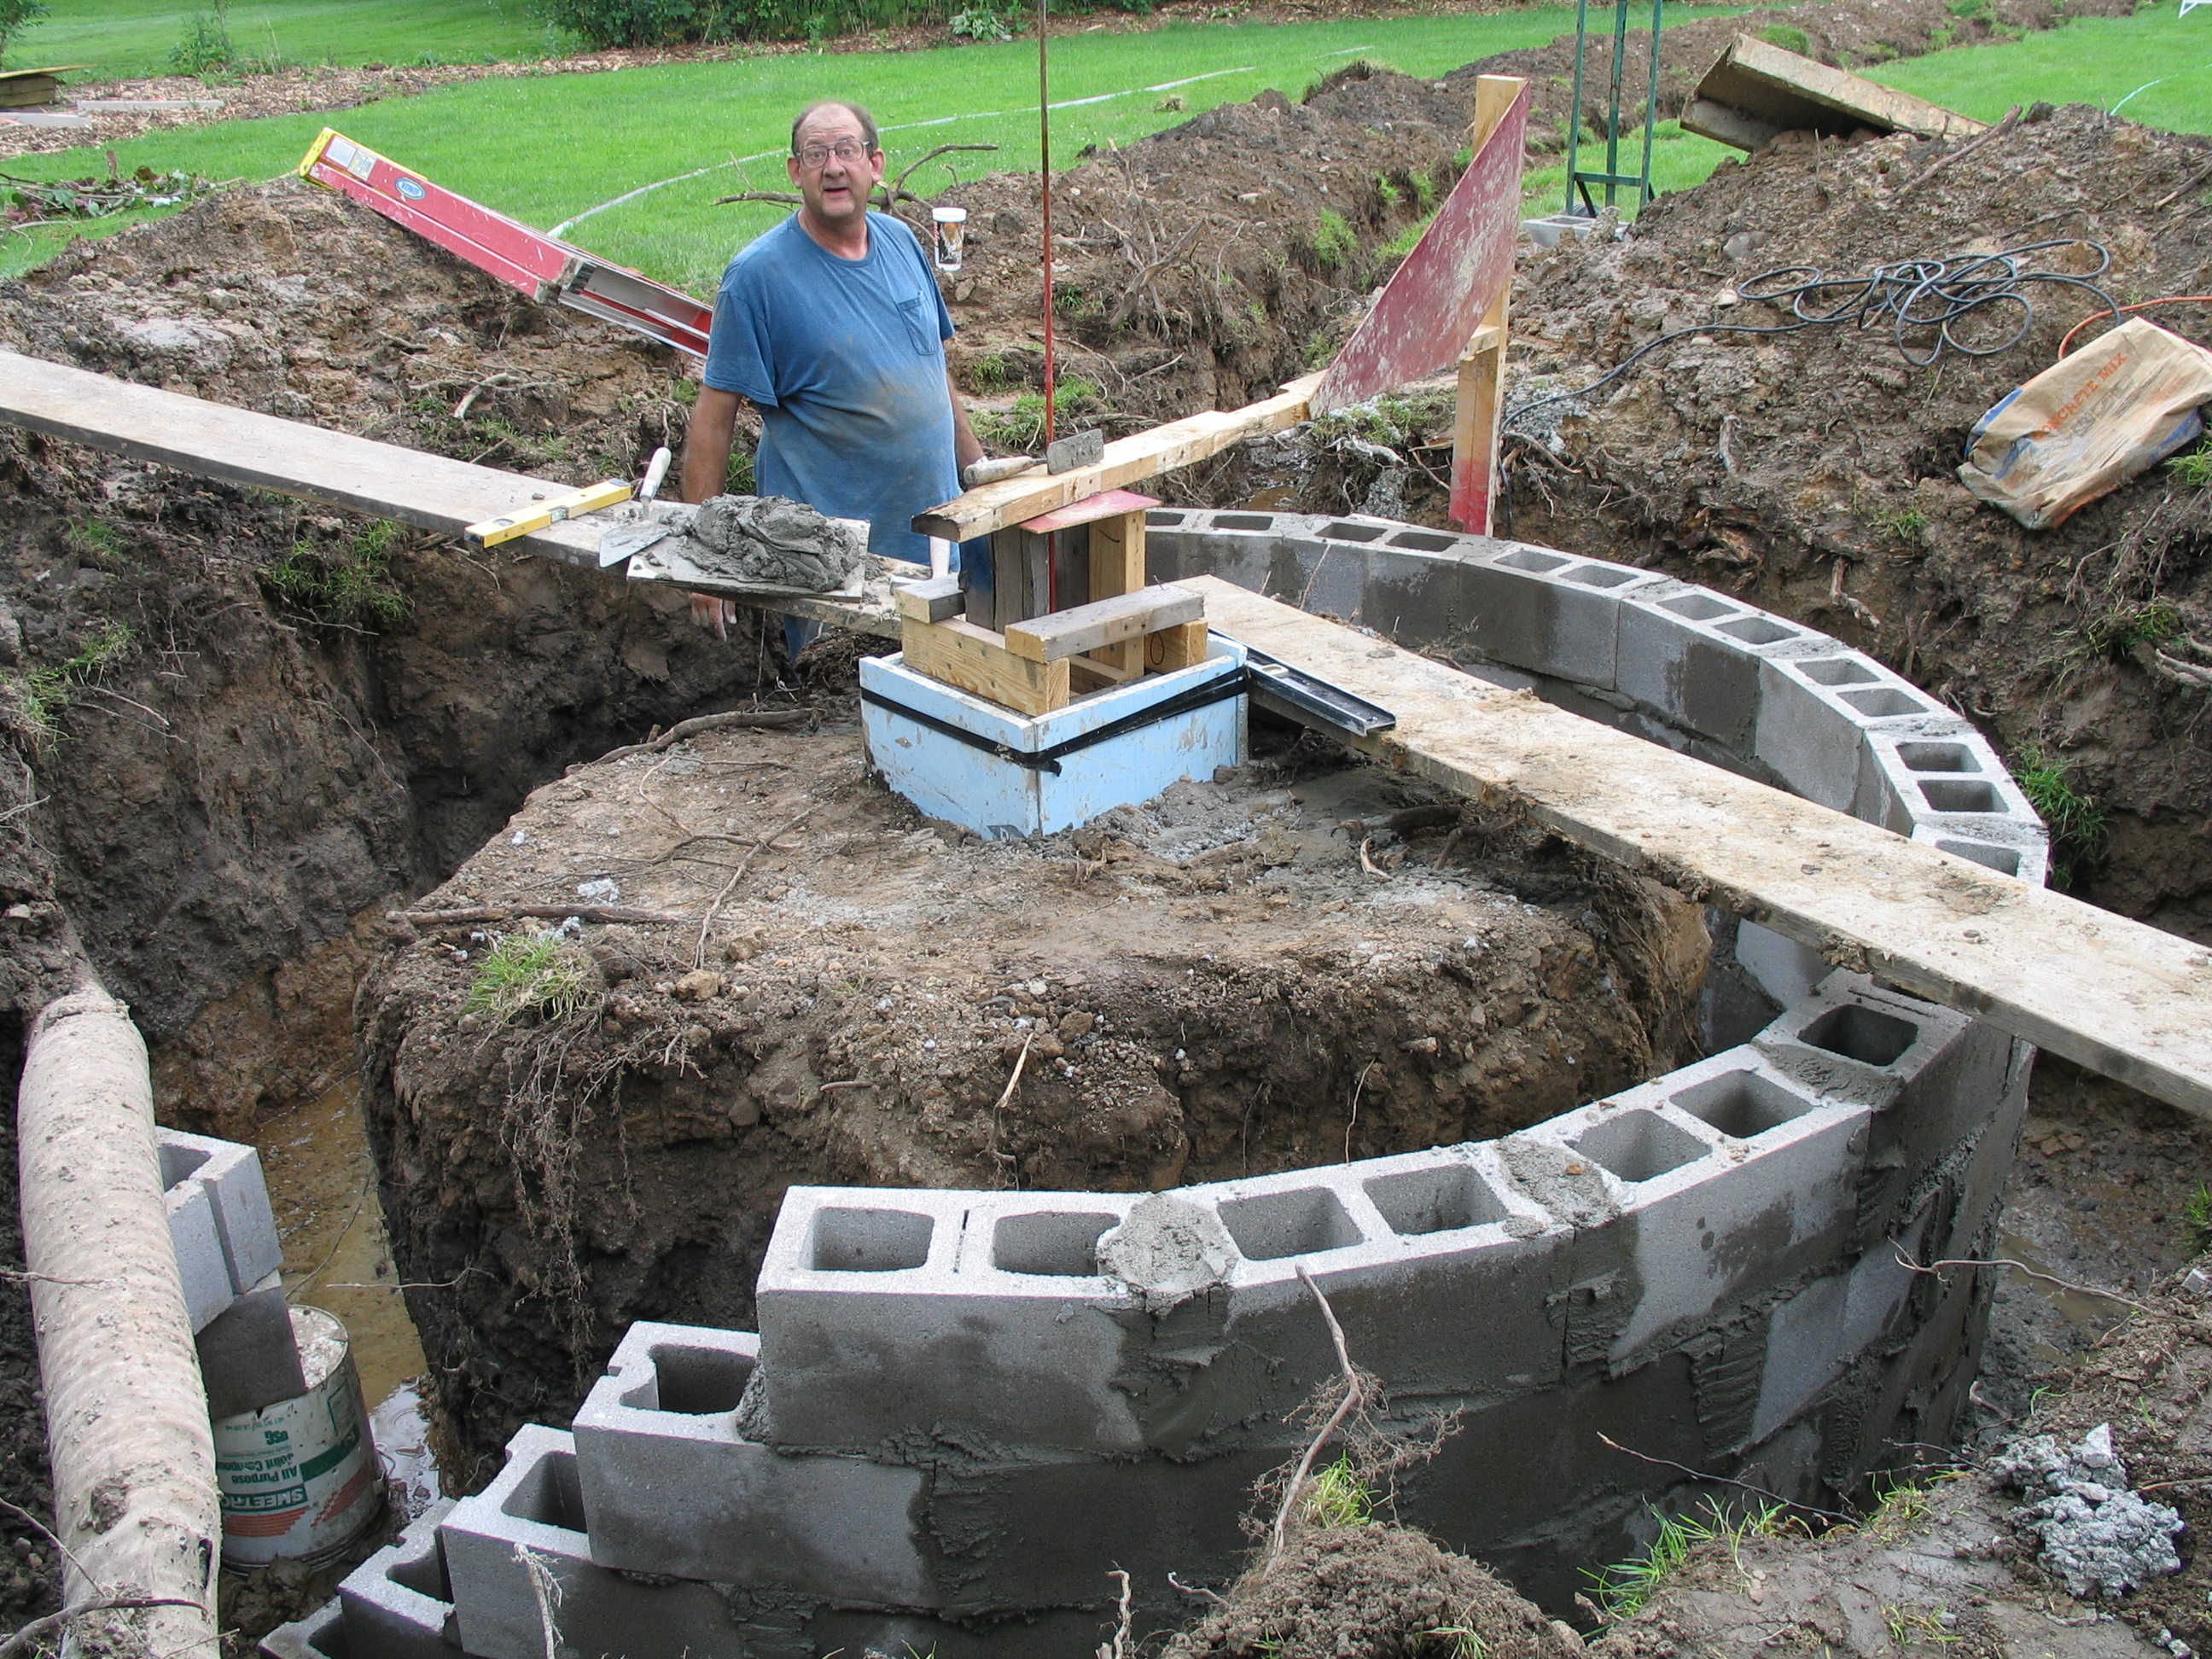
[0, 0, 47, 61]
[534, 0, 1145, 47]
[170, 0, 236, 72]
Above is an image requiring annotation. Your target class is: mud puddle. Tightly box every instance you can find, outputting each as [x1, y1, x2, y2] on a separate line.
[261, 1074, 445, 1507]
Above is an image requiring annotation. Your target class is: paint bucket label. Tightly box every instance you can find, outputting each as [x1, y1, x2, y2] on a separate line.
[932, 206, 967, 273]
[213, 1306, 382, 1567]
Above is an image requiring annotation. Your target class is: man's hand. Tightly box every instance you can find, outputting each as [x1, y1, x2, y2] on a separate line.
[679, 386, 745, 636]
[946, 365, 985, 471]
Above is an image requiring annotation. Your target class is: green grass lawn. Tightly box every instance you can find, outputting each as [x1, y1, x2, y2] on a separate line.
[1867, 0, 2212, 133]
[0, 5, 1749, 291]
[9, 0, 555, 79]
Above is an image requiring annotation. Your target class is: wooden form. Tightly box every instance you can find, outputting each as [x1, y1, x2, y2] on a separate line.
[1447, 76, 1526, 536]
[1682, 35, 1985, 153]
[1181, 575, 2212, 1119]
[896, 490, 1206, 713]
[913, 379, 1319, 544]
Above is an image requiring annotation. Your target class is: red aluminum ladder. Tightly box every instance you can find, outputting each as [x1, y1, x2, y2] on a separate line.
[299, 128, 713, 358]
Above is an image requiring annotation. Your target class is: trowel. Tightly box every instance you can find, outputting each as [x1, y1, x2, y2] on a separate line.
[597, 445, 680, 568]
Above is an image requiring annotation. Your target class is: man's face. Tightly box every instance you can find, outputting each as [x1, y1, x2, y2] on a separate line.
[789, 107, 884, 230]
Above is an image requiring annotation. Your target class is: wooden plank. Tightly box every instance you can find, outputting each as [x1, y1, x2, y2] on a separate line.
[1003, 588, 1204, 664]
[901, 617, 1070, 716]
[1087, 508, 1149, 678]
[0, 346, 905, 638]
[1682, 35, 1984, 152]
[1183, 575, 2212, 1120]
[0, 347, 614, 567]
[893, 575, 966, 624]
[1451, 303, 1507, 534]
[1017, 488, 1160, 535]
[913, 377, 1321, 543]
[1144, 620, 1212, 674]
[1310, 78, 1527, 415]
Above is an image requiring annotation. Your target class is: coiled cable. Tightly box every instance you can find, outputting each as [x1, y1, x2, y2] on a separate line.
[1505, 238, 2121, 424]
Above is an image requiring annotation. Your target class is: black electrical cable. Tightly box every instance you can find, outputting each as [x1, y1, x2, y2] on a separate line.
[1504, 238, 2122, 425]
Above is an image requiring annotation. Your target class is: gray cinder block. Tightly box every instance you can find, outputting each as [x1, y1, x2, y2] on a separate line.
[1460, 545, 1656, 690]
[198, 1275, 306, 1418]
[1615, 580, 1804, 748]
[335, 1499, 461, 1659]
[164, 1176, 233, 1332]
[573, 1323, 928, 1602]
[159, 1126, 283, 1296]
[259, 1599, 346, 1659]
[440, 1427, 751, 1659]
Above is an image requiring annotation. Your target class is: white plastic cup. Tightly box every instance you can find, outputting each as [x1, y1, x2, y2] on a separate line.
[932, 206, 968, 273]
[213, 1307, 383, 1567]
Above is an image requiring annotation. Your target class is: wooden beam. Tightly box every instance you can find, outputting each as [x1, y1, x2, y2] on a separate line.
[892, 574, 966, 624]
[1087, 507, 1149, 677]
[1182, 575, 2212, 1119]
[900, 617, 1070, 716]
[1144, 619, 1211, 674]
[0, 346, 608, 567]
[913, 376, 1321, 543]
[1003, 588, 1203, 664]
[1682, 35, 1984, 152]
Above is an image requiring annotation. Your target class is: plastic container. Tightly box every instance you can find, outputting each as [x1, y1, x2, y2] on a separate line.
[213, 1306, 382, 1566]
[932, 206, 967, 272]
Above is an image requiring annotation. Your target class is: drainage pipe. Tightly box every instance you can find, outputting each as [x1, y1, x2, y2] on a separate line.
[18, 981, 218, 1658]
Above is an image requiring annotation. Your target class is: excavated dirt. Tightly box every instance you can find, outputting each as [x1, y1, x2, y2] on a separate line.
[358, 711, 1712, 1475]
[1165, 1521, 1591, 1659]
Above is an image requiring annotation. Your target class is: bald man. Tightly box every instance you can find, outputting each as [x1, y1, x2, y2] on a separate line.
[681, 98, 983, 639]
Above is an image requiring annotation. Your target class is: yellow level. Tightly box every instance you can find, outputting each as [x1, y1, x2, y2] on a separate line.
[465, 479, 632, 549]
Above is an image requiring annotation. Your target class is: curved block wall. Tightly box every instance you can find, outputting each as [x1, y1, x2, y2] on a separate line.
[272, 524, 2044, 1659]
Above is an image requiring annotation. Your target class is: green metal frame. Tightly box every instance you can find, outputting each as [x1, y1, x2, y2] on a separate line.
[1562, 0, 1665, 215]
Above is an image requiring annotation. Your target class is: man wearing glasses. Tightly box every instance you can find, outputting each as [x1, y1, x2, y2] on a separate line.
[679, 100, 985, 640]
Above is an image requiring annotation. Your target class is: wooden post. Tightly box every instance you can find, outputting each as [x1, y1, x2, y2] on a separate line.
[1450, 75, 1525, 536]
[1086, 507, 1148, 677]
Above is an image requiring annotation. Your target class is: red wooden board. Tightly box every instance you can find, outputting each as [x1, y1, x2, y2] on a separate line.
[1017, 487, 1161, 533]
[1308, 84, 1529, 415]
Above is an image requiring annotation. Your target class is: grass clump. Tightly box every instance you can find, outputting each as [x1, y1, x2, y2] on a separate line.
[2184, 1179, 2212, 1254]
[1875, 504, 1929, 544]
[265, 519, 410, 630]
[2077, 598, 2183, 659]
[973, 377, 1101, 451]
[2012, 745, 2105, 887]
[466, 933, 592, 1025]
[1312, 207, 1359, 271]
[962, 352, 1014, 393]
[2168, 442, 2212, 489]
[1759, 21, 1810, 53]
[1301, 1453, 1375, 1529]
[14, 618, 134, 745]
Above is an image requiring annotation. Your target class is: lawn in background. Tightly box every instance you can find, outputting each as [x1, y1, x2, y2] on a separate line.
[9, 0, 552, 79]
[0, 5, 1749, 293]
[1867, 0, 2212, 134]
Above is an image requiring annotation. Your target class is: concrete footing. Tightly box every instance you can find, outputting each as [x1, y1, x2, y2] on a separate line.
[270, 519, 2043, 1659]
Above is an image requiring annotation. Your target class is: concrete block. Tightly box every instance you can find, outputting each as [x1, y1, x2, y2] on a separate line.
[1749, 1243, 1919, 1443]
[573, 1322, 929, 1602]
[1295, 536, 1371, 620]
[1360, 541, 1476, 649]
[1505, 1053, 1871, 1367]
[1732, 920, 1831, 1011]
[1751, 645, 1872, 812]
[164, 1178, 232, 1333]
[335, 1499, 460, 1659]
[259, 1600, 347, 1659]
[197, 1274, 306, 1417]
[1615, 579, 1790, 746]
[440, 1427, 753, 1659]
[1460, 544, 1659, 690]
[756, 1186, 1150, 1454]
[159, 1127, 283, 1293]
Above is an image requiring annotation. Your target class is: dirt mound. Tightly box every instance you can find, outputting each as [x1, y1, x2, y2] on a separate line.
[357, 714, 1710, 1470]
[0, 178, 695, 487]
[1165, 1521, 1586, 1659]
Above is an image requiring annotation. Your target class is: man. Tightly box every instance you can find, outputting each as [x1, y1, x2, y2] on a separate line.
[680, 100, 984, 639]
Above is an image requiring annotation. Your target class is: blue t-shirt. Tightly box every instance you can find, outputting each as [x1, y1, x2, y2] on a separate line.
[702, 212, 956, 569]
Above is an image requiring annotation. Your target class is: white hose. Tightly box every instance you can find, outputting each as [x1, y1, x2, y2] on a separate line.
[18, 983, 218, 1659]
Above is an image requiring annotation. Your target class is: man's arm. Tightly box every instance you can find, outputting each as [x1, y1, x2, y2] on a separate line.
[946, 366, 984, 472]
[680, 386, 743, 505]
[679, 387, 743, 634]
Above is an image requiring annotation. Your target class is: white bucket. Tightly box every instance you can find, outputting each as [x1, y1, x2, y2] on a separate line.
[213, 1306, 383, 1567]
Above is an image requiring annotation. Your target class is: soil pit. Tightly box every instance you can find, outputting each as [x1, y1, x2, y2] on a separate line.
[358, 703, 1712, 1472]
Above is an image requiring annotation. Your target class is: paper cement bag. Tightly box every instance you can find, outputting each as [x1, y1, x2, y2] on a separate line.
[1959, 317, 2212, 530]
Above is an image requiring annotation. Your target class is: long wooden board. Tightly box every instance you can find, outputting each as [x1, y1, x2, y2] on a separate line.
[1185, 576, 2212, 1118]
[912, 375, 1323, 543]
[0, 349, 899, 637]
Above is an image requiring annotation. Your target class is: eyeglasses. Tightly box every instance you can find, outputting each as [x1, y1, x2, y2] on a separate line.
[795, 140, 871, 168]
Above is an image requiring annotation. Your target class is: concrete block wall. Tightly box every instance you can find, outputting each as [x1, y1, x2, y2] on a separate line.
[1142, 511, 2050, 886]
[280, 516, 2047, 1658]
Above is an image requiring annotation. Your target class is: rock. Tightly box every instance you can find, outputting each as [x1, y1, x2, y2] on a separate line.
[1057, 1010, 1095, 1040]
[674, 969, 724, 1002]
